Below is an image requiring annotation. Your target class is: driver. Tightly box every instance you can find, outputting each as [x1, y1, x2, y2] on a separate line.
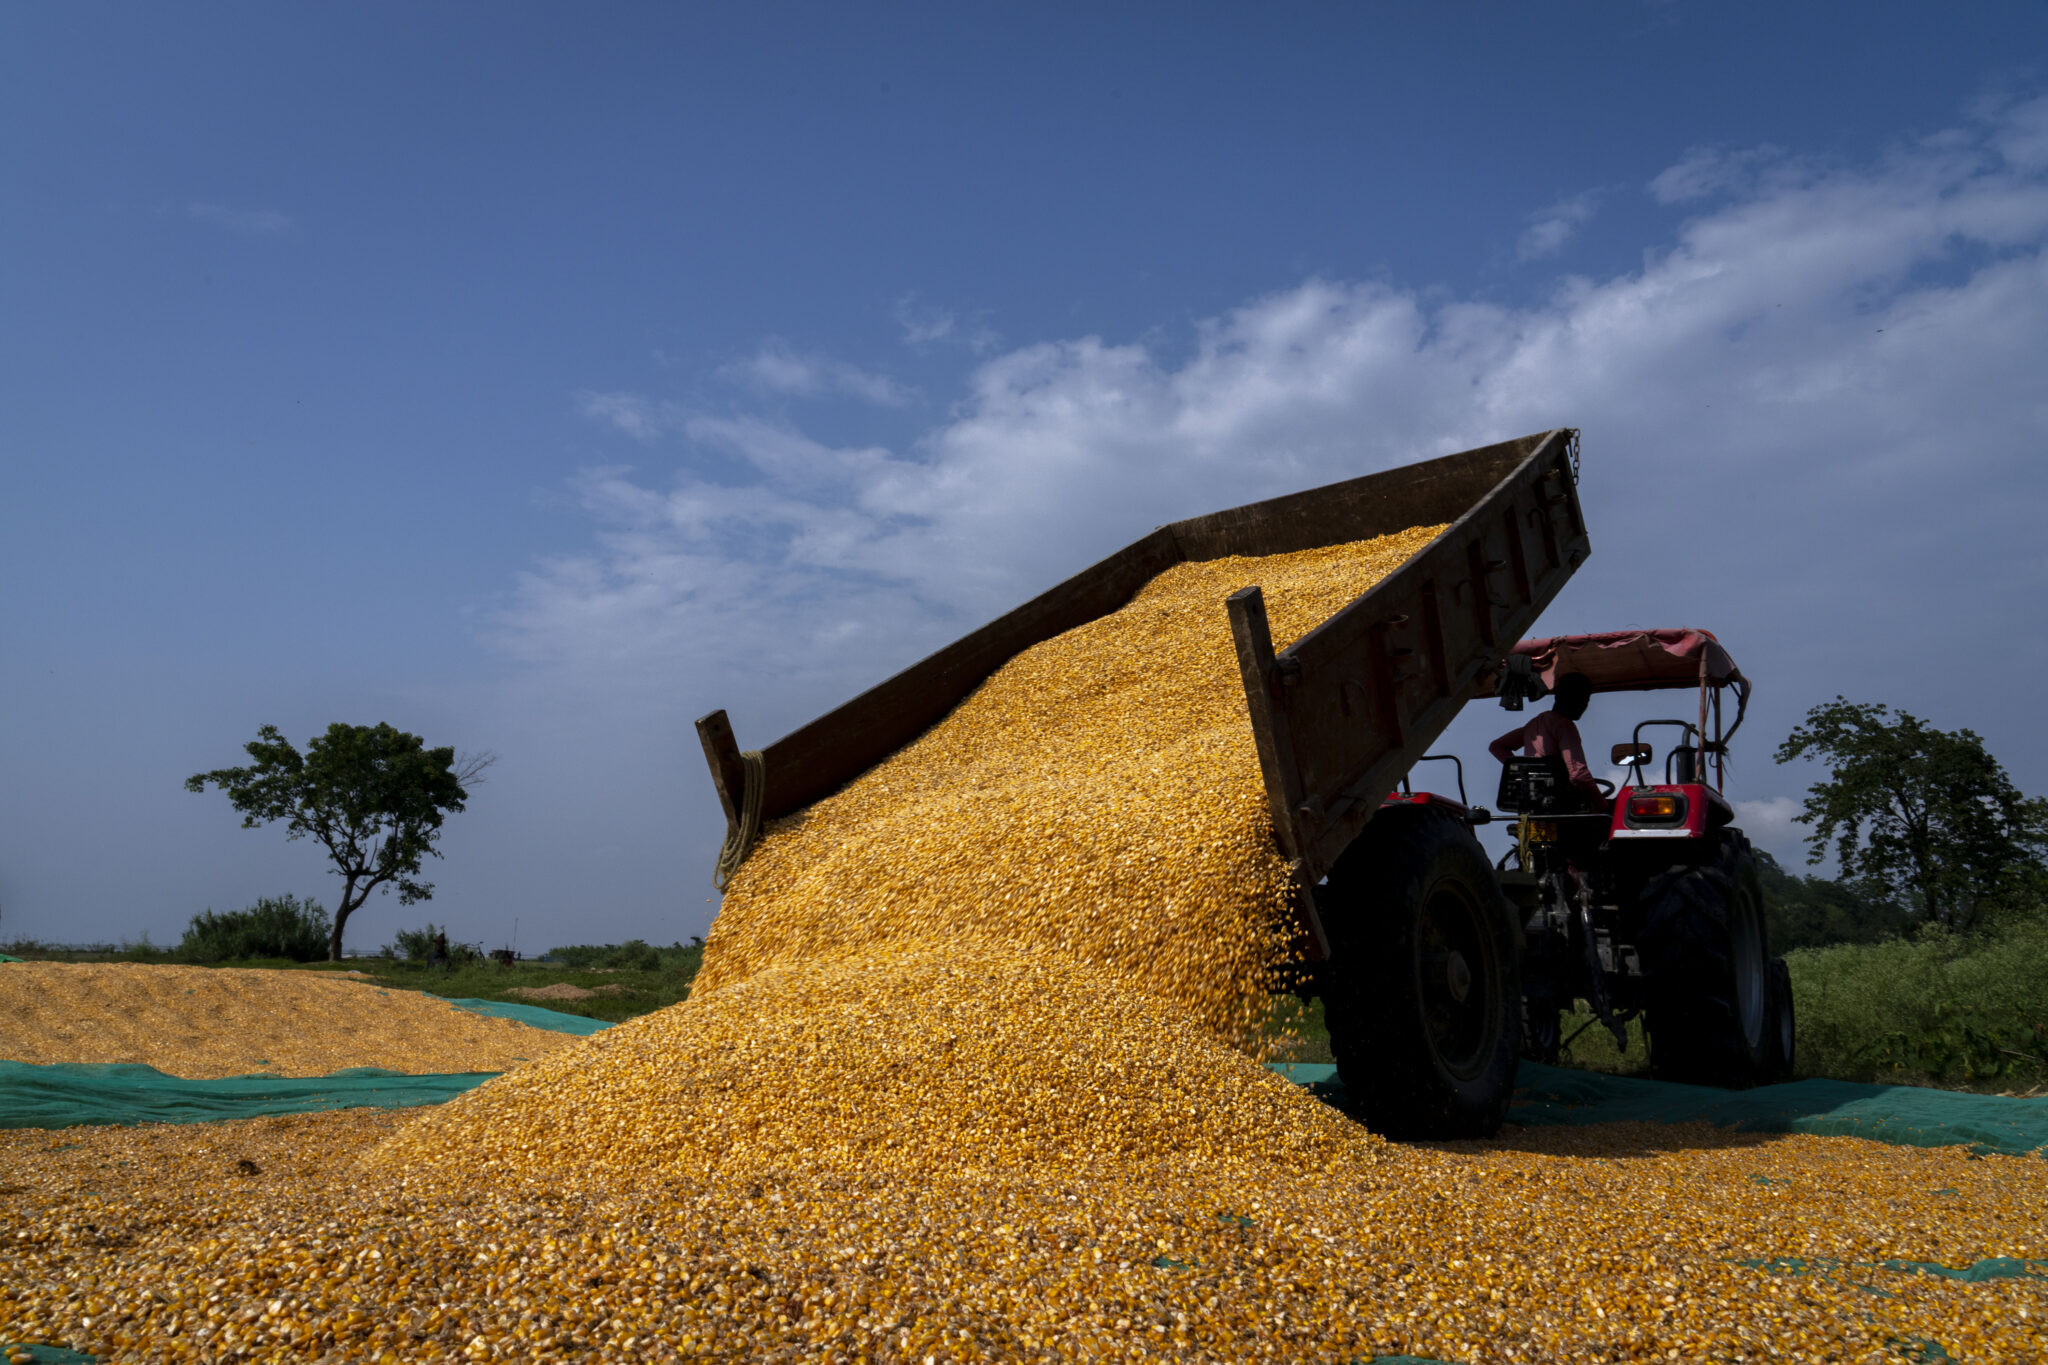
[1489, 671, 1605, 807]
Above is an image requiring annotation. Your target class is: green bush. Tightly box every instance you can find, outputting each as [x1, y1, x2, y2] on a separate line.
[387, 923, 446, 961]
[177, 894, 332, 963]
[382, 924, 486, 965]
[1788, 919, 2048, 1088]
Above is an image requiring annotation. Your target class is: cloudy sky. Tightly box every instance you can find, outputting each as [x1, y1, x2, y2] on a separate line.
[4, 4, 2045, 954]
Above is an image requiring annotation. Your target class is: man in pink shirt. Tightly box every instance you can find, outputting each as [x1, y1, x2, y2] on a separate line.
[1489, 672, 1606, 808]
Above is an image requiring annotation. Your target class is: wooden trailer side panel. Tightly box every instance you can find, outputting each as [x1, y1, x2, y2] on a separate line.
[1229, 431, 1588, 896]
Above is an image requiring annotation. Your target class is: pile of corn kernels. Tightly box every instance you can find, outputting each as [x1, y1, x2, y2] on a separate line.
[5, 529, 2043, 1362]
[0, 962, 574, 1078]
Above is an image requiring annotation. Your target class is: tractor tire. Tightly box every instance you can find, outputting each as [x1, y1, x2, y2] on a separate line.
[1764, 957, 1796, 1083]
[1637, 836, 1771, 1088]
[1320, 804, 1521, 1139]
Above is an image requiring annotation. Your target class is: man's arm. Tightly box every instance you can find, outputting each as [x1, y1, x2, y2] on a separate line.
[1488, 726, 1526, 764]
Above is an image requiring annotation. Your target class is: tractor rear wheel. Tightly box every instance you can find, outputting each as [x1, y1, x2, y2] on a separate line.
[1320, 804, 1521, 1139]
[1637, 836, 1771, 1087]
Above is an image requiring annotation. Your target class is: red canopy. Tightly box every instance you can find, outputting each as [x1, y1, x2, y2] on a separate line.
[1505, 628, 1747, 696]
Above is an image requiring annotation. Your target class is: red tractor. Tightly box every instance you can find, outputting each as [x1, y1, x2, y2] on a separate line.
[1384, 628, 1794, 1089]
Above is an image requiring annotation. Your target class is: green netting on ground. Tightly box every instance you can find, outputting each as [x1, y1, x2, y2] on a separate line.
[444, 997, 615, 1035]
[1735, 1254, 2047, 1284]
[1268, 1062, 2048, 1156]
[0, 1062, 500, 1130]
[0, 953, 25, 963]
[1, 1342, 100, 1363]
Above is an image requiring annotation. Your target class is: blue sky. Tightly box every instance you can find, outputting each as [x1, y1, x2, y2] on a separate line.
[4, 3, 2046, 953]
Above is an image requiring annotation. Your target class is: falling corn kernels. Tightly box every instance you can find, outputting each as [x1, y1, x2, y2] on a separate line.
[700, 528, 1449, 1049]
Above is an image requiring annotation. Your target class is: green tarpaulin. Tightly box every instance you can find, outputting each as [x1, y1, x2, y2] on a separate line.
[0, 1062, 498, 1130]
[1266, 1062, 2048, 1157]
[444, 996, 614, 1035]
[0, 1344, 99, 1363]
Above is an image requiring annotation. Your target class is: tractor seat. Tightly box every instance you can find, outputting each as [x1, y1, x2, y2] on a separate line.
[1497, 755, 1581, 816]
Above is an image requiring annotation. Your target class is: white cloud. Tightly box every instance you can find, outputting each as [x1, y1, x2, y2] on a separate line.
[574, 390, 679, 442]
[717, 338, 914, 406]
[1647, 145, 1791, 204]
[506, 97, 2048, 778]
[894, 294, 999, 353]
[1517, 192, 1599, 260]
[1988, 91, 2048, 173]
[184, 201, 292, 234]
[1733, 796, 1809, 866]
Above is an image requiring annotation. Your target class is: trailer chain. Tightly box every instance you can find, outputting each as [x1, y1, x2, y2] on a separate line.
[712, 749, 767, 892]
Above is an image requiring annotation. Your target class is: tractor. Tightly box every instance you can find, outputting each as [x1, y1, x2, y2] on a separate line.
[1402, 628, 1796, 1088]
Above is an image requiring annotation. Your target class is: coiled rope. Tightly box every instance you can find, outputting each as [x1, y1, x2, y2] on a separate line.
[712, 749, 766, 892]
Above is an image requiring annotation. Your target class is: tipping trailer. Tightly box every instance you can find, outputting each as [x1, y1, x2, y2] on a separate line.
[698, 428, 1591, 1137]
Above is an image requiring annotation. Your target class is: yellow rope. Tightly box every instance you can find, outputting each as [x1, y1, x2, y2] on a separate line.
[712, 750, 766, 892]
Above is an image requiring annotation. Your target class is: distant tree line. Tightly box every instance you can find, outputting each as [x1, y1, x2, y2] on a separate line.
[1754, 851, 1911, 952]
[543, 940, 702, 972]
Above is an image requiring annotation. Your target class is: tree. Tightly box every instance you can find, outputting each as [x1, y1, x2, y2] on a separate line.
[187, 723, 495, 961]
[1775, 699, 2048, 931]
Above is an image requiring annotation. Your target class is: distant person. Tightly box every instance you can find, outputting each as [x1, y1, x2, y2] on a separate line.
[1490, 671, 1606, 807]
[430, 930, 449, 971]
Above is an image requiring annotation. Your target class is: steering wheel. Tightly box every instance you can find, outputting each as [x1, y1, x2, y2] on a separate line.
[1593, 778, 1616, 799]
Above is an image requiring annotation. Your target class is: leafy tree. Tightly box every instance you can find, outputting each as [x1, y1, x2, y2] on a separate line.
[1775, 699, 2048, 931]
[187, 723, 494, 961]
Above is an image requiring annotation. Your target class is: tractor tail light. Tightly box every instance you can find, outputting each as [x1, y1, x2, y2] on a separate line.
[1625, 792, 1688, 825]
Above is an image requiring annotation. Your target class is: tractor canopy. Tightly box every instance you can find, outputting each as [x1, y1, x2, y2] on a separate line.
[1504, 628, 1748, 697]
[1478, 627, 1753, 754]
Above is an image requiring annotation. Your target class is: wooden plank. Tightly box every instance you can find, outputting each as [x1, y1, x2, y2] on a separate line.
[1226, 587, 1307, 864]
[695, 710, 745, 827]
[1226, 586, 1331, 960]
